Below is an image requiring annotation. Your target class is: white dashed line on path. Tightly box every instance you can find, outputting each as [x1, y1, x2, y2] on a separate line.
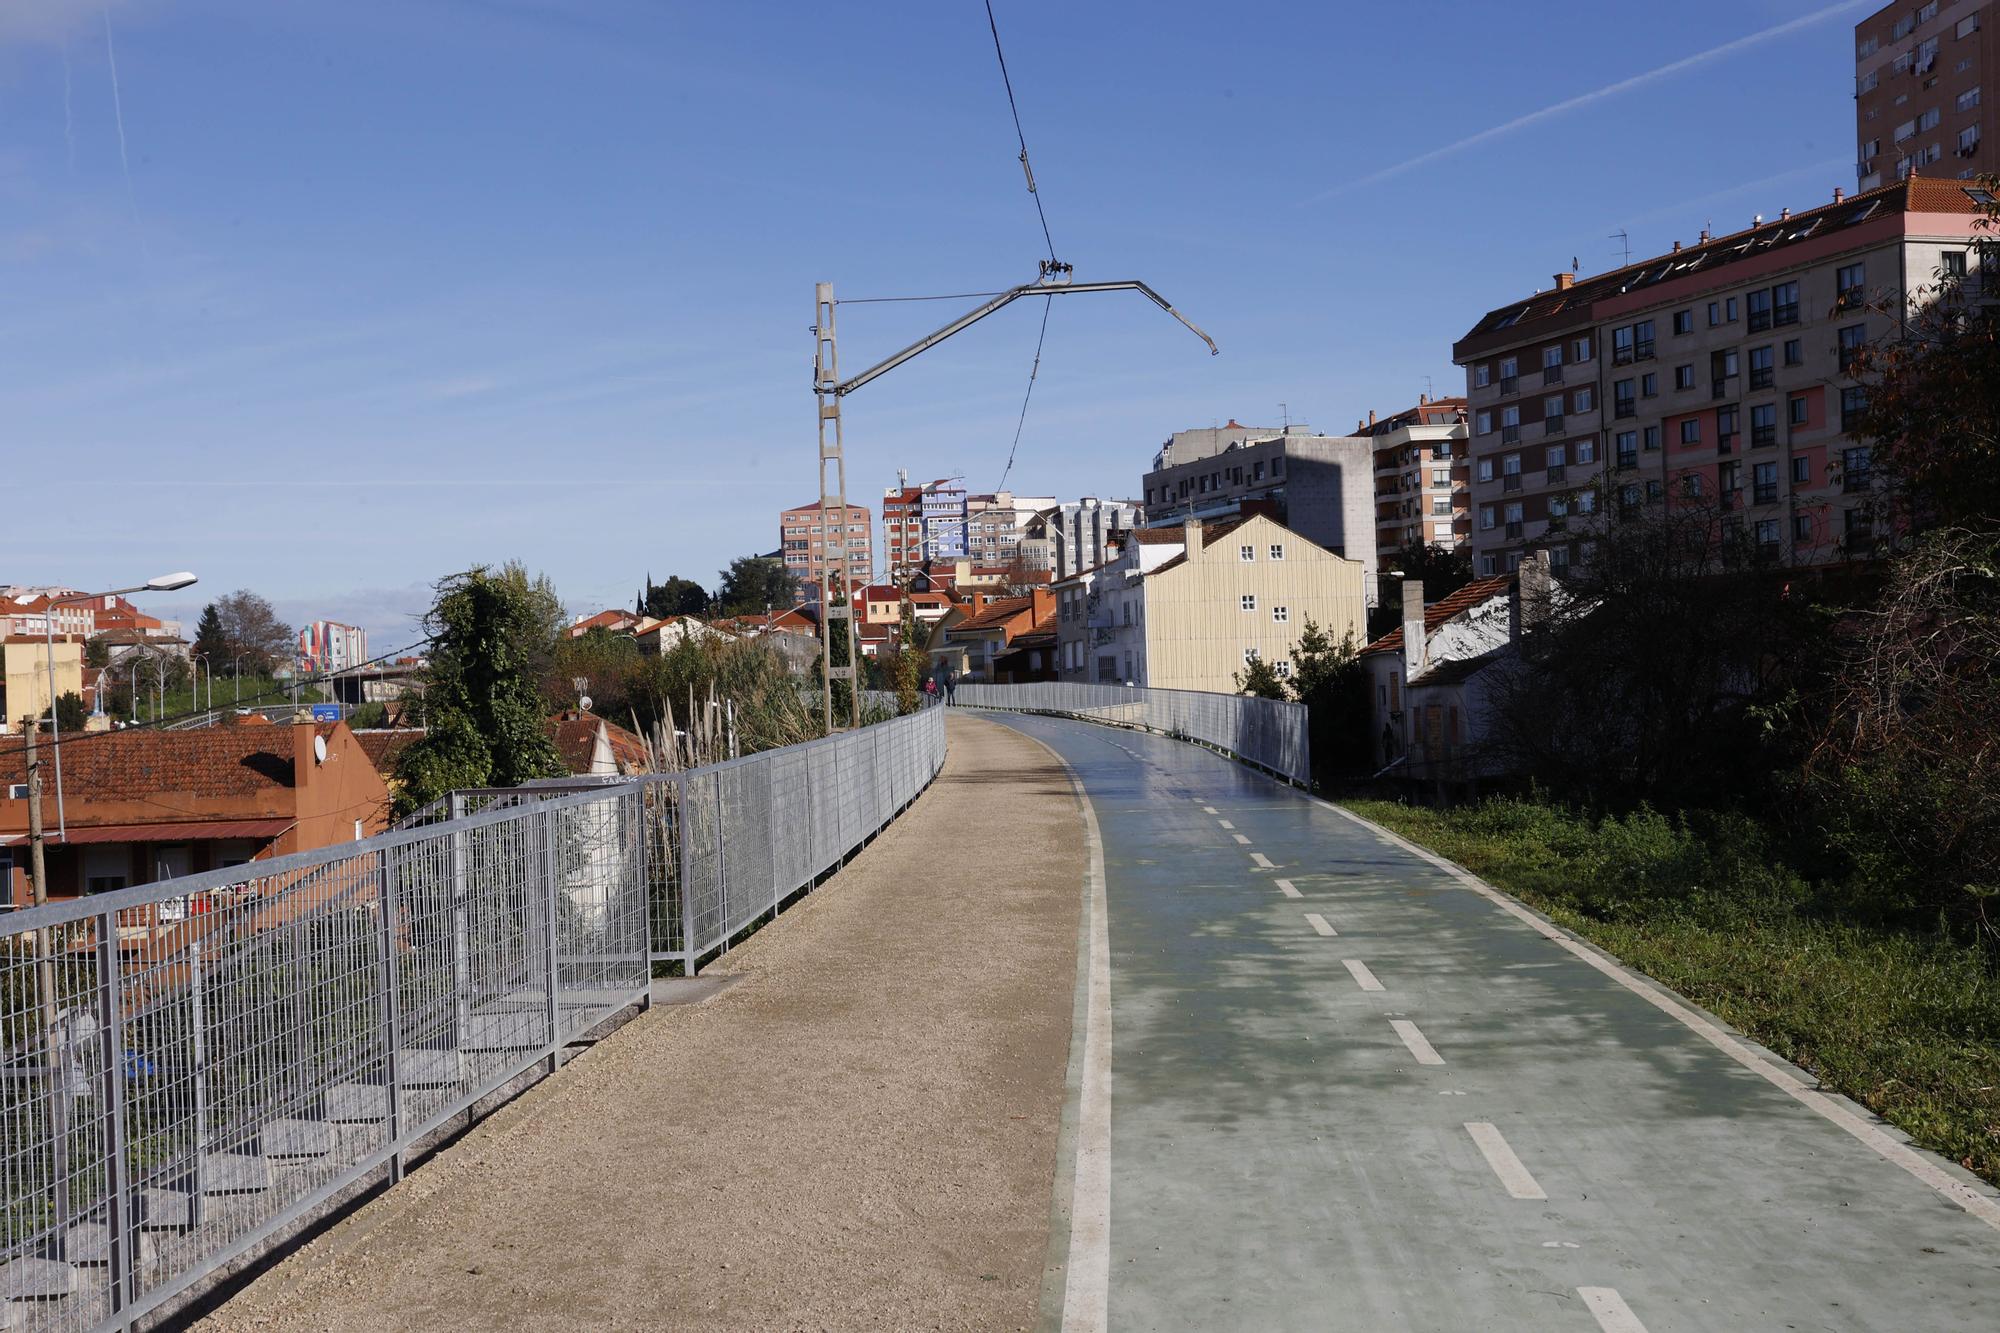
[1390, 1019, 1444, 1065]
[1216, 819, 1234, 829]
[1341, 958, 1382, 990]
[1274, 879, 1303, 898]
[1578, 1288, 1648, 1332]
[1304, 913, 1336, 937]
[1232, 833, 1251, 845]
[1249, 853, 1275, 869]
[1201, 806, 1218, 814]
[1463, 1122, 1545, 1200]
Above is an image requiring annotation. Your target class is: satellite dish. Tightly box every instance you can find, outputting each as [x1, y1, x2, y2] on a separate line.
[313, 735, 328, 764]
[579, 695, 593, 712]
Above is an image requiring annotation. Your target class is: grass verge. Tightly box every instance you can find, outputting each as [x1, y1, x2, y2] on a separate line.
[1345, 797, 2000, 1191]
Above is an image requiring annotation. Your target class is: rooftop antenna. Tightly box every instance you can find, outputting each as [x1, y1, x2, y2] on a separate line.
[1422, 374, 1435, 401]
[1610, 230, 1631, 267]
[1279, 401, 1290, 430]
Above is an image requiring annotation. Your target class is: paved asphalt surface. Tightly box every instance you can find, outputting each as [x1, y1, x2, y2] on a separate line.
[990, 713, 2000, 1333]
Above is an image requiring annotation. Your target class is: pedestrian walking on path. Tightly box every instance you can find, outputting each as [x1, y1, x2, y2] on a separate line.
[923, 675, 939, 706]
[942, 665, 957, 706]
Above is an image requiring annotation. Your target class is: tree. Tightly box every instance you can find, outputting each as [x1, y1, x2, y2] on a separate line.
[46, 692, 87, 732]
[83, 636, 110, 669]
[391, 567, 567, 814]
[192, 603, 228, 666]
[1850, 181, 2000, 535]
[1391, 543, 1475, 600]
[891, 605, 928, 714]
[1234, 655, 1287, 699]
[211, 590, 294, 672]
[715, 556, 800, 616]
[1286, 619, 1371, 783]
[638, 575, 710, 619]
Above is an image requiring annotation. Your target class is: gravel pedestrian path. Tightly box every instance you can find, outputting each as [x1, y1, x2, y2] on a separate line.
[203, 714, 1085, 1332]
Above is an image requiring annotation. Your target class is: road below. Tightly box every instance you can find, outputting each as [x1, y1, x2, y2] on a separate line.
[993, 712, 2000, 1333]
[203, 714, 1084, 1332]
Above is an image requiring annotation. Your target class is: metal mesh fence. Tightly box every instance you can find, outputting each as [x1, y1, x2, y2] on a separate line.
[0, 786, 648, 1332]
[951, 682, 1309, 784]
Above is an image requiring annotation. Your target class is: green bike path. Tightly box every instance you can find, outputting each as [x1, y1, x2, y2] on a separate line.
[992, 713, 2000, 1333]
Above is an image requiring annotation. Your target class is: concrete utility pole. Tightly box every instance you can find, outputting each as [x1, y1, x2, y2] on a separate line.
[809, 266, 1217, 729]
[23, 716, 69, 1232]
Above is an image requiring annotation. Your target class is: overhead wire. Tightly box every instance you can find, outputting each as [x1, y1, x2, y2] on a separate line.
[982, 0, 1058, 492]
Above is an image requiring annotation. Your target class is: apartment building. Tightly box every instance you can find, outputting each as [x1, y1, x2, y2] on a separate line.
[965, 491, 1056, 567]
[1057, 514, 1366, 691]
[1358, 396, 1471, 564]
[1139, 423, 1379, 601]
[1024, 497, 1143, 580]
[1856, 0, 1992, 187]
[921, 479, 969, 561]
[882, 479, 926, 583]
[1453, 176, 1990, 578]
[779, 500, 874, 590]
[299, 620, 368, 673]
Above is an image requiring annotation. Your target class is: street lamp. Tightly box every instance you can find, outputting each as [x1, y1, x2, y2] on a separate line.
[44, 571, 197, 841]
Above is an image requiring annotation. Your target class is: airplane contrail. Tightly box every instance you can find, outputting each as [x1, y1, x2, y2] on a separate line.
[1335, 0, 1872, 195]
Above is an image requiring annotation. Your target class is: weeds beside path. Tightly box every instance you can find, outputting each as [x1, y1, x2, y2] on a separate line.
[1346, 798, 2000, 1190]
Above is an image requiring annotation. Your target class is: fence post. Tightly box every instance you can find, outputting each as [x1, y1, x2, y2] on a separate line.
[448, 793, 473, 1061]
[542, 805, 561, 1076]
[188, 936, 208, 1229]
[95, 910, 134, 1320]
[632, 789, 653, 1011]
[374, 847, 406, 1184]
[678, 776, 698, 977]
[715, 773, 729, 954]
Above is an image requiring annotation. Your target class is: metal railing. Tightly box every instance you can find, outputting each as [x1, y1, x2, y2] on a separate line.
[953, 682, 1308, 785]
[0, 706, 946, 1330]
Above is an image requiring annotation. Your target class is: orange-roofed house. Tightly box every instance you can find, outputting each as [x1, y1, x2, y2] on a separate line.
[928, 590, 1057, 682]
[0, 721, 394, 906]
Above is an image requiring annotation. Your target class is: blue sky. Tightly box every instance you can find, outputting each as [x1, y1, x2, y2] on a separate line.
[1, 0, 1867, 650]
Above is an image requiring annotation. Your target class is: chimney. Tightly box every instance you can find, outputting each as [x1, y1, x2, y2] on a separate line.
[1367, 409, 1377, 426]
[1419, 391, 1429, 405]
[1553, 272, 1575, 290]
[1699, 228, 1711, 243]
[1182, 515, 1202, 558]
[1030, 587, 1056, 624]
[1833, 186, 1845, 203]
[1672, 240, 1682, 252]
[1779, 207, 1792, 220]
[1400, 580, 1426, 687]
[1510, 549, 1553, 642]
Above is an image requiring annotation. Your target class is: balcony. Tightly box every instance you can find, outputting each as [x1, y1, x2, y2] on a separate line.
[1546, 464, 1567, 483]
[1615, 452, 1638, 470]
[1634, 340, 1655, 361]
[1774, 303, 1799, 327]
[1500, 375, 1519, 395]
[1844, 471, 1874, 494]
[1720, 489, 1742, 511]
[1502, 474, 1523, 493]
[1501, 424, 1521, 444]
[1753, 484, 1778, 505]
[1712, 379, 1732, 400]
[1614, 400, 1636, 420]
[1544, 415, 1565, 436]
[1543, 365, 1564, 385]
[1504, 520, 1524, 539]
[1751, 426, 1776, 448]
[1718, 434, 1737, 455]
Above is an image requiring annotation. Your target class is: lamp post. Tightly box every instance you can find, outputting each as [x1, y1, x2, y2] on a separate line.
[231, 652, 252, 705]
[43, 572, 197, 843]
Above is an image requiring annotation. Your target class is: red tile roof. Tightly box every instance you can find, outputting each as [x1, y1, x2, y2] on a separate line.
[1361, 575, 1515, 657]
[355, 728, 424, 773]
[0, 724, 335, 802]
[949, 597, 1035, 633]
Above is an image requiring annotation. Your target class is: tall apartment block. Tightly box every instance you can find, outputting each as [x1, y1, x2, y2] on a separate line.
[1139, 421, 1380, 601]
[1026, 498, 1144, 579]
[298, 620, 368, 673]
[1856, 0, 1991, 187]
[1357, 397, 1471, 564]
[779, 500, 873, 593]
[882, 482, 926, 584]
[1453, 177, 1989, 579]
[965, 491, 1056, 567]
[920, 479, 969, 561]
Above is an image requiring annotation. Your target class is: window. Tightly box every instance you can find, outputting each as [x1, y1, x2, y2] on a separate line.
[1748, 345, 1773, 389]
[1859, 70, 1879, 95]
[1682, 473, 1705, 498]
[1748, 287, 1772, 331]
[1431, 497, 1452, 515]
[1755, 518, 1780, 548]
[1499, 355, 1518, 384]
[1837, 262, 1865, 305]
[1643, 425, 1661, 451]
[1547, 443, 1567, 468]
[1478, 458, 1495, 482]
[1959, 13, 1981, 38]
[1789, 392, 1811, 427]
[1272, 605, 1289, 623]
[1479, 554, 1497, 576]
[1503, 501, 1523, 524]
[1502, 453, 1522, 475]
[1918, 107, 1941, 134]
[1573, 386, 1594, 413]
[1620, 483, 1642, 511]
[1754, 461, 1779, 504]
[1680, 418, 1702, 445]
[1707, 300, 1722, 326]
[1575, 438, 1596, 463]
[1269, 544, 1284, 560]
[1858, 36, 1878, 58]
[1718, 404, 1739, 450]
[1612, 325, 1635, 363]
[1479, 504, 1497, 530]
[1838, 323, 1868, 372]
[1675, 363, 1695, 390]
[1616, 430, 1638, 467]
[1273, 660, 1293, 679]
[1432, 467, 1452, 485]
[1647, 479, 1664, 501]
[1474, 364, 1491, 388]
[1239, 594, 1257, 612]
[1750, 403, 1776, 447]
[1673, 309, 1693, 335]
[1960, 125, 1982, 154]
[1545, 393, 1567, 426]
[1793, 514, 1814, 542]
[1475, 409, 1493, 435]
[1549, 493, 1569, 518]
[1543, 345, 1563, 369]
[1243, 647, 1260, 665]
[1641, 372, 1658, 398]
[1942, 249, 1967, 277]
[1614, 379, 1636, 417]
[1844, 445, 1875, 491]
[1572, 335, 1592, 362]
[1842, 386, 1869, 430]
[1783, 337, 1803, 366]
[1956, 84, 1982, 112]
[1239, 544, 1255, 562]
[1634, 320, 1655, 360]
[1793, 456, 1812, 484]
